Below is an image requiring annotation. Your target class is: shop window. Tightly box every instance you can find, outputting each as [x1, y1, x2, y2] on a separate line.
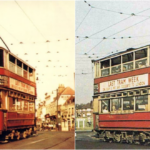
[0, 49, 4, 67]
[135, 95, 148, 111]
[101, 99, 110, 113]
[111, 98, 122, 112]
[122, 52, 133, 63]
[123, 97, 134, 110]
[135, 48, 147, 60]
[101, 60, 110, 69]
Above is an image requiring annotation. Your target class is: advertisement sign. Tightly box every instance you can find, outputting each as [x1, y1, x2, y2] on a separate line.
[0, 76, 8, 86]
[9, 78, 35, 95]
[100, 74, 148, 92]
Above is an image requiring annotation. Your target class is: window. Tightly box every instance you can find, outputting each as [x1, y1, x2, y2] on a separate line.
[94, 84, 98, 93]
[111, 65, 121, 74]
[100, 94, 105, 98]
[111, 56, 121, 66]
[123, 53, 133, 63]
[135, 58, 147, 69]
[101, 60, 110, 69]
[111, 93, 116, 97]
[135, 95, 148, 111]
[0, 50, 3, 67]
[135, 49, 147, 60]
[123, 62, 133, 72]
[123, 97, 134, 110]
[101, 68, 110, 77]
[24, 101, 28, 111]
[101, 99, 110, 113]
[101, 59, 110, 77]
[9, 54, 15, 63]
[111, 98, 122, 112]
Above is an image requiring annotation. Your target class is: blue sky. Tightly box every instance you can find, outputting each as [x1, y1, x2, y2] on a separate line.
[76, 0, 150, 104]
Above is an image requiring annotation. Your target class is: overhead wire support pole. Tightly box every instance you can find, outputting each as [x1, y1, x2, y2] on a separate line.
[0, 37, 11, 52]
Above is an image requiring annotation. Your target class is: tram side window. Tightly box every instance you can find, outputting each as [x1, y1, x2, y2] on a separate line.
[123, 97, 134, 110]
[9, 97, 17, 111]
[17, 99, 22, 111]
[101, 60, 110, 77]
[111, 56, 121, 74]
[135, 49, 147, 69]
[0, 50, 3, 67]
[23, 100, 29, 111]
[135, 49, 147, 60]
[29, 102, 34, 112]
[111, 98, 121, 112]
[135, 95, 148, 111]
[101, 99, 110, 113]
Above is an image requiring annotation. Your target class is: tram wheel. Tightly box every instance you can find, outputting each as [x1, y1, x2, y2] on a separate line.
[21, 131, 27, 139]
[16, 132, 20, 140]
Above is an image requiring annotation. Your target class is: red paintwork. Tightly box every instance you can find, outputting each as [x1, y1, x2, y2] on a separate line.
[0, 68, 37, 96]
[7, 112, 35, 128]
[0, 111, 3, 131]
[99, 112, 150, 130]
[94, 67, 150, 91]
[0, 68, 36, 87]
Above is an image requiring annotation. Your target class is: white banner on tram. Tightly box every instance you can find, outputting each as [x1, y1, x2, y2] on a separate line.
[100, 74, 148, 92]
[9, 78, 35, 95]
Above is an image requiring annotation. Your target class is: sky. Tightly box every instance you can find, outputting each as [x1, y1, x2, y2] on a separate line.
[0, 1, 75, 100]
[76, 1, 150, 104]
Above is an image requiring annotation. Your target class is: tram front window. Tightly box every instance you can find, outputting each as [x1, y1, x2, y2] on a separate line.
[135, 95, 148, 111]
[101, 100, 110, 113]
[123, 97, 134, 110]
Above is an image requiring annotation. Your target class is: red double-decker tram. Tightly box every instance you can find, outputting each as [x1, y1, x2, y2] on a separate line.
[92, 45, 150, 144]
[0, 46, 36, 142]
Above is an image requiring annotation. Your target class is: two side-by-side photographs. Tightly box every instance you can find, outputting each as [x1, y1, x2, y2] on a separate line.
[0, 0, 150, 149]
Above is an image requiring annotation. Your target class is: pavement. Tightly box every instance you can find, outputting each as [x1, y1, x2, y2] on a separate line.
[75, 131, 150, 149]
[0, 130, 75, 149]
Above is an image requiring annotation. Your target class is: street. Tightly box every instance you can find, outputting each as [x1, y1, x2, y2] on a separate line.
[0, 130, 74, 149]
[75, 131, 150, 149]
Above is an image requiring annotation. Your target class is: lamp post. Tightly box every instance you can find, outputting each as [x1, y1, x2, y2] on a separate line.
[52, 88, 59, 130]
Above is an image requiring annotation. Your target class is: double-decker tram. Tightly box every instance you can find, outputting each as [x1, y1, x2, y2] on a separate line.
[0, 46, 36, 142]
[92, 45, 150, 144]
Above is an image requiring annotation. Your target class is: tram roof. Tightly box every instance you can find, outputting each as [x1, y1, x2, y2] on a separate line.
[0, 46, 35, 70]
[92, 44, 150, 62]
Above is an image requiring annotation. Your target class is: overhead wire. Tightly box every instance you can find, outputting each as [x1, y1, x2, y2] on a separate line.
[76, 5, 150, 47]
[86, 13, 150, 53]
[14, 0, 46, 40]
[76, 7, 92, 31]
